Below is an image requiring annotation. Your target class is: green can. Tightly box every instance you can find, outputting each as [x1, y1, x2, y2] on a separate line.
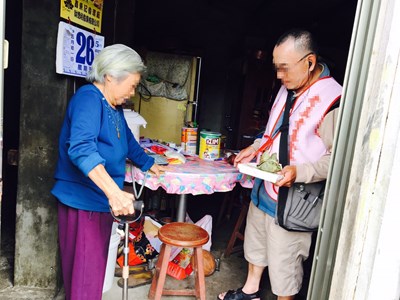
[199, 130, 221, 160]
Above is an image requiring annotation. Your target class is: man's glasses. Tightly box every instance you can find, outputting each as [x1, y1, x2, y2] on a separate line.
[273, 52, 314, 73]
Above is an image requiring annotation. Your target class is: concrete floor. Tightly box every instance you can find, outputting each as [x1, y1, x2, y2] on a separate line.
[0, 202, 277, 300]
[100, 211, 276, 300]
[0, 194, 308, 300]
[101, 248, 252, 300]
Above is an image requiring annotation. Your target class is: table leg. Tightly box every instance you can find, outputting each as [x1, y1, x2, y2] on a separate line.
[176, 194, 187, 222]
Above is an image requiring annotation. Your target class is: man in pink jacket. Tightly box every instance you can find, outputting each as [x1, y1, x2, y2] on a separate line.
[218, 29, 341, 300]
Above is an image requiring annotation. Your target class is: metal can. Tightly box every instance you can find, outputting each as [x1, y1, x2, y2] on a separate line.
[181, 127, 197, 154]
[199, 130, 221, 160]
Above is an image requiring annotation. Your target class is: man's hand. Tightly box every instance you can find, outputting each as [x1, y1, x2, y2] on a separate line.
[234, 146, 257, 167]
[275, 165, 297, 187]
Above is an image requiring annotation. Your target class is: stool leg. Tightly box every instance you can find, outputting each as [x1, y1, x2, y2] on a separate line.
[155, 244, 171, 300]
[193, 247, 206, 300]
[216, 191, 230, 226]
[148, 243, 164, 299]
[224, 202, 248, 258]
[148, 243, 171, 300]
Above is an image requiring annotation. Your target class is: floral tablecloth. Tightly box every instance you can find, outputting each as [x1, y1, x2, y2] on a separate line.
[125, 156, 253, 195]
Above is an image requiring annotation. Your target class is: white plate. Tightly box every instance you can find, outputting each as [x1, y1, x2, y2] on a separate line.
[238, 162, 283, 183]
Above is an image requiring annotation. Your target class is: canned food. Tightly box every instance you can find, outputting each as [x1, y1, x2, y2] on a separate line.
[199, 130, 221, 160]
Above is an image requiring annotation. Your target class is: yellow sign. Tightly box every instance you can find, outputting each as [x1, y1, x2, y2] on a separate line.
[60, 0, 104, 33]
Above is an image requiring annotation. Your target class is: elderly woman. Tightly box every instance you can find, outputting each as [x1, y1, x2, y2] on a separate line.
[52, 44, 163, 300]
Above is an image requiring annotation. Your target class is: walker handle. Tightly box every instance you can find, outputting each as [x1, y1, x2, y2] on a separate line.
[110, 200, 144, 224]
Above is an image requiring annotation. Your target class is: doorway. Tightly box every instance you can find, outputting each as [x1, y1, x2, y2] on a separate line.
[0, 0, 22, 286]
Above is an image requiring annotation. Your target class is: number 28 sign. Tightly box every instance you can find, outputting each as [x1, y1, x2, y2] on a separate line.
[56, 21, 105, 78]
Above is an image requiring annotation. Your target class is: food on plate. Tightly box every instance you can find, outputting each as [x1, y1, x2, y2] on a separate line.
[164, 150, 186, 164]
[257, 152, 282, 173]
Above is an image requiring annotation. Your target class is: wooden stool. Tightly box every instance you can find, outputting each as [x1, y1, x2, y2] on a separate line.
[217, 187, 240, 225]
[148, 222, 209, 300]
[224, 197, 250, 258]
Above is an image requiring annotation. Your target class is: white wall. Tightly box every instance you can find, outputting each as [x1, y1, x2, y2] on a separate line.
[329, 0, 400, 299]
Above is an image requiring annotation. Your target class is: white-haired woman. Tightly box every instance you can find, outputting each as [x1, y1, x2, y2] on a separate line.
[52, 44, 163, 300]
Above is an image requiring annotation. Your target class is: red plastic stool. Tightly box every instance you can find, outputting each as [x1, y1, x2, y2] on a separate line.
[148, 222, 209, 300]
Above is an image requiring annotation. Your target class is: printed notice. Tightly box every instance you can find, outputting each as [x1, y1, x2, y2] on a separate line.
[56, 21, 105, 78]
[60, 0, 104, 33]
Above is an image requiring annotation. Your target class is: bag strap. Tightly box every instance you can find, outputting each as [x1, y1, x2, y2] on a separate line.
[278, 90, 294, 166]
[277, 91, 295, 227]
[318, 181, 326, 198]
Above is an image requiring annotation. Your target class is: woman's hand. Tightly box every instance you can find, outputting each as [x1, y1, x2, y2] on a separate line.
[88, 164, 137, 216]
[233, 146, 257, 167]
[108, 189, 135, 216]
[149, 163, 167, 176]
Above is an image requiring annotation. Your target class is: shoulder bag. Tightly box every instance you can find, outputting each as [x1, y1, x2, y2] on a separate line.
[276, 181, 325, 231]
[276, 89, 325, 231]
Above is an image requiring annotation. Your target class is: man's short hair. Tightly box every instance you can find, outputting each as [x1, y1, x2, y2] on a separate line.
[275, 29, 319, 56]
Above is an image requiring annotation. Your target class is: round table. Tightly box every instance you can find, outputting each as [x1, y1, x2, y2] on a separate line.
[125, 156, 253, 222]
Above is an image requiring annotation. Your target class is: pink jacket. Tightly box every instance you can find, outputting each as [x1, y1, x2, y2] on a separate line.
[259, 77, 342, 201]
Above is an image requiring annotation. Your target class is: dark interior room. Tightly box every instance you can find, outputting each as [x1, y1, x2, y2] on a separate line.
[131, 0, 358, 149]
